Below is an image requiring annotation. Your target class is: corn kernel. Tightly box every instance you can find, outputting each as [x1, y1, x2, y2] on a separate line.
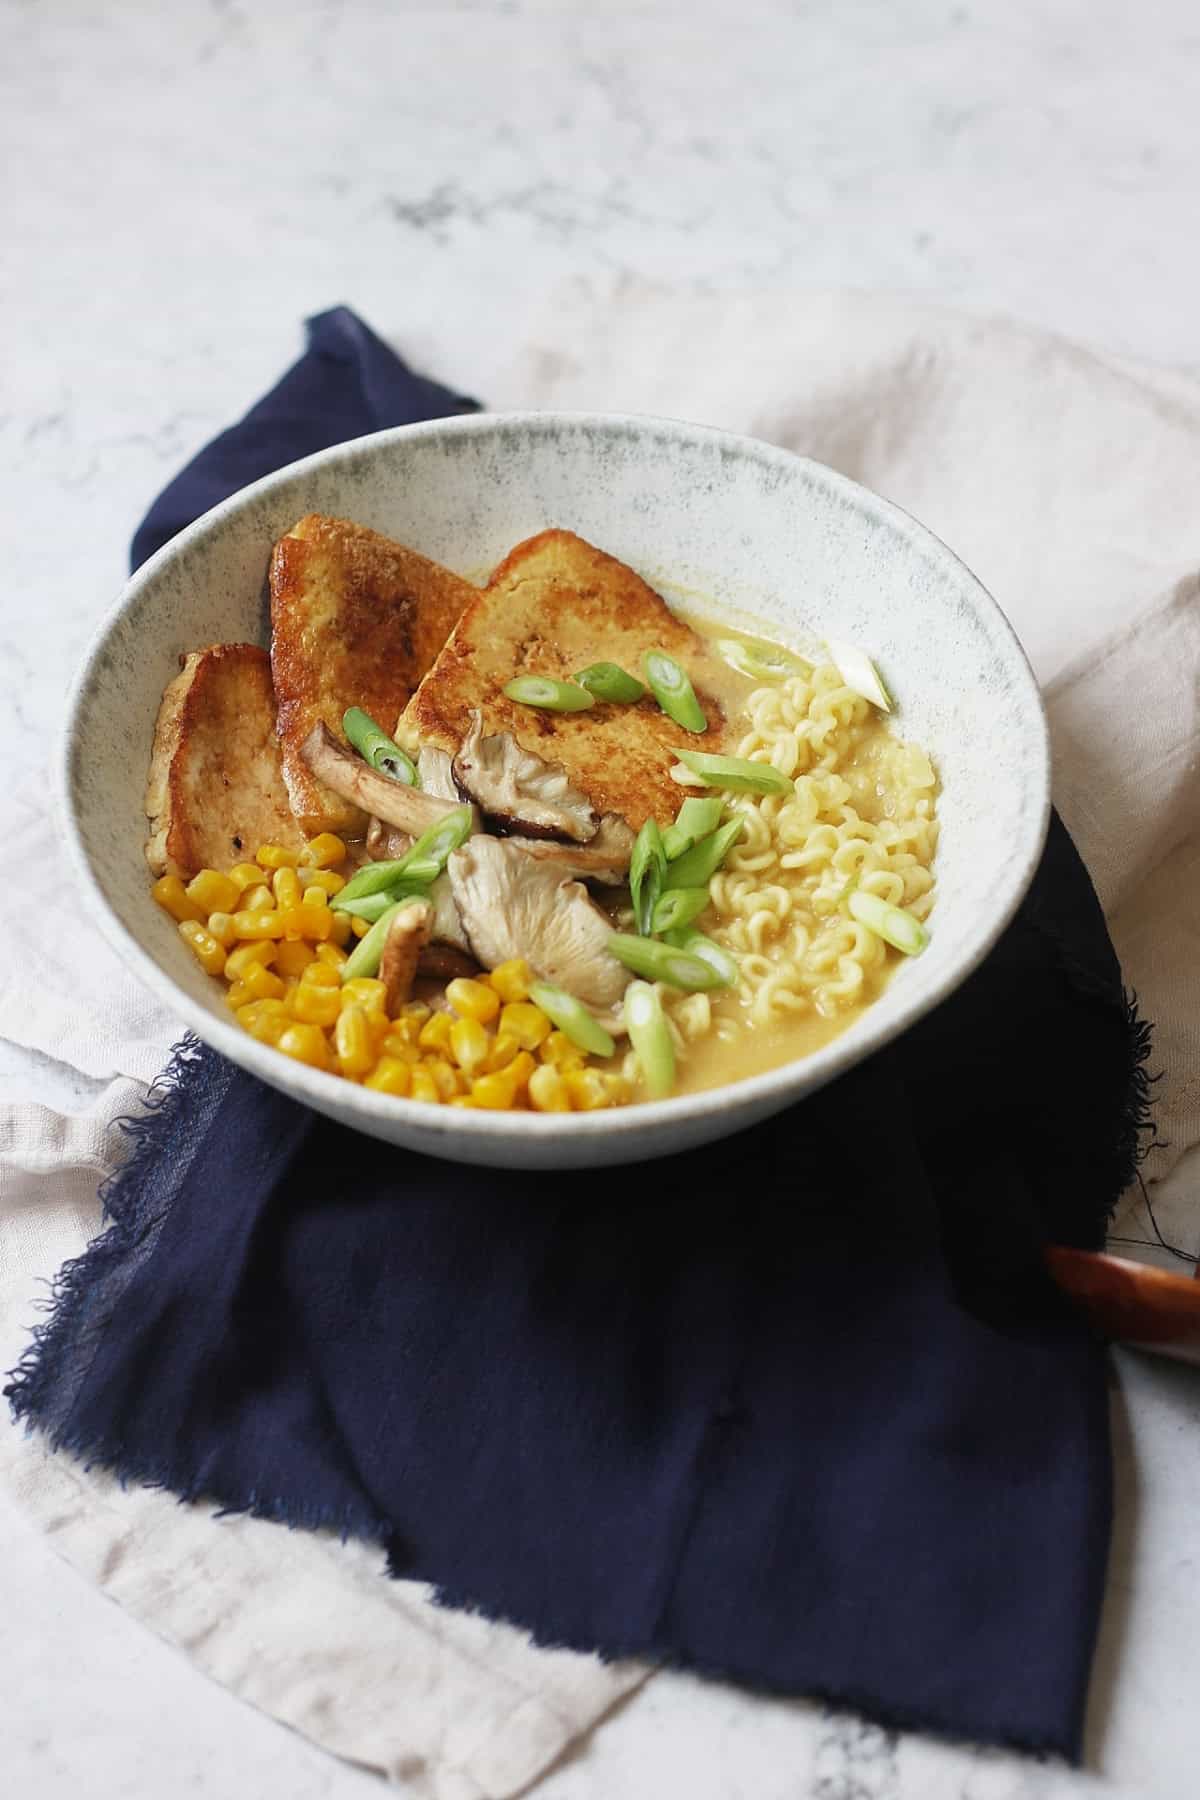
[539, 1031, 585, 1072]
[470, 1050, 536, 1110]
[380, 1032, 421, 1064]
[600, 1073, 633, 1106]
[329, 912, 354, 946]
[277, 1023, 332, 1069]
[185, 868, 240, 914]
[283, 903, 335, 941]
[304, 832, 347, 869]
[288, 982, 341, 1027]
[445, 977, 501, 1025]
[334, 1004, 375, 1078]
[565, 1068, 611, 1112]
[256, 843, 300, 870]
[231, 909, 285, 940]
[275, 938, 316, 978]
[314, 941, 349, 968]
[235, 999, 289, 1045]
[488, 958, 532, 1004]
[241, 884, 276, 912]
[225, 939, 277, 979]
[206, 911, 240, 948]
[528, 1064, 572, 1112]
[398, 1000, 431, 1027]
[424, 1056, 463, 1099]
[498, 1002, 551, 1051]
[341, 977, 387, 1015]
[151, 875, 206, 925]
[302, 885, 330, 909]
[300, 960, 341, 989]
[409, 1065, 441, 1104]
[484, 1031, 521, 1073]
[364, 1056, 412, 1096]
[225, 980, 255, 1010]
[350, 916, 371, 939]
[228, 862, 264, 892]
[178, 918, 227, 976]
[272, 866, 302, 910]
[448, 1015, 491, 1074]
[417, 1010, 454, 1053]
[296, 866, 346, 896]
[240, 960, 285, 1002]
[447, 1094, 478, 1108]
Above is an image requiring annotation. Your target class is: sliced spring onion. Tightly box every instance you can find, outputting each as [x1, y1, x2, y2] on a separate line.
[662, 928, 738, 988]
[669, 762, 708, 787]
[714, 637, 811, 682]
[642, 651, 707, 733]
[340, 900, 408, 982]
[503, 675, 594, 713]
[665, 816, 743, 889]
[528, 982, 616, 1057]
[333, 858, 414, 906]
[661, 795, 724, 861]
[825, 639, 893, 712]
[847, 890, 928, 955]
[629, 818, 667, 937]
[651, 886, 710, 936]
[675, 748, 793, 796]
[573, 661, 646, 703]
[333, 883, 428, 923]
[342, 707, 419, 785]
[391, 806, 475, 887]
[624, 980, 675, 1099]
[607, 933, 726, 991]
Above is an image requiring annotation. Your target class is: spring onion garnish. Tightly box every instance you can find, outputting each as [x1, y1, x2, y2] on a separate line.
[642, 651, 707, 733]
[665, 816, 743, 889]
[333, 857, 416, 905]
[397, 806, 475, 885]
[607, 933, 726, 991]
[342, 707, 419, 786]
[340, 900, 408, 982]
[573, 662, 646, 704]
[332, 886, 428, 923]
[669, 762, 707, 787]
[651, 886, 710, 936]
[528, 982, 616, 1057]
[714, 637, 811, 682]
[662, 928, 738, 987]
[629, 818, 667, 937]
[674, 748, 793, 796]
[503, 675, 594, 713]
[847, 890, 929, 955]
[825, 640, 893, 712]
[661, 795, 724, 861]
[624, 980, 675, 1099]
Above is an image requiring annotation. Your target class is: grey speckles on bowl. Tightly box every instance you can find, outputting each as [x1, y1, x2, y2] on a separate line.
[61, 413, 1049, 1170]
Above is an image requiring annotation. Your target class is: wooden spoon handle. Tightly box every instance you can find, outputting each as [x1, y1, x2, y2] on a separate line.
[1045, 1247, 1200, 1364]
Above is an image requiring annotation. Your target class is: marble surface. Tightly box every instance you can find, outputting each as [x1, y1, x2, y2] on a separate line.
[4, 1, 1200, 1796]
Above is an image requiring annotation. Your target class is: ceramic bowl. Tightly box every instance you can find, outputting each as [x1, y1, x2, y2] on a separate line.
[61, 413, 1049, 1169]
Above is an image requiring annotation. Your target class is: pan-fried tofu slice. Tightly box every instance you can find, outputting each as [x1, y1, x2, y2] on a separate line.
[269, 514, 477, 835]
[144, 644, 305, 880]
[399, 530, 730, 832]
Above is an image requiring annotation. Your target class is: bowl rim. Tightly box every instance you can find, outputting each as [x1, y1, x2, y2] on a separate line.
[60, 408, 1050, 1147]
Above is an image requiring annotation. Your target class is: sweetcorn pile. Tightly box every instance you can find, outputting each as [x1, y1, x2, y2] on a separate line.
[151, 837, 630, 1111]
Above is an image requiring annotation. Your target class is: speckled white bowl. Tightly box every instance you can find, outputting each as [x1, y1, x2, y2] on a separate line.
[62, 413, 1048, 1169]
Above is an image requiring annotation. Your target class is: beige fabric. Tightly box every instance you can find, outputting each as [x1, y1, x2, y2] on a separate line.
[0, 290, 1197, 1794]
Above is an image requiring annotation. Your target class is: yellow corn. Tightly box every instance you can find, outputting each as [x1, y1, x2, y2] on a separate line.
[272, 866, 302, 910]
[470, 1050, 536, 1110]
[328, 912, 353, 946]
[225, 979, 256, 1010]
[239, 960, 285, 1002]
[528, 1064, 572, 1112]
[185, 868, 240, 915]
[297, 866, 346, 896]
[488, 958, 532, 1003]
[275, 938, 316, 978]
[151, 875, 206, 925]
[448, 1094, 478, 1109]
[241, 883, 276, 912]
[277, 903, 331, 941]
[565, 1068, 611, 1112]
[445, 977, 500, 1024]
[341, 977, 387, 1014]
[483, 1031, 521, 1073]
[380, 1032, 421, 1064]
[302, 885, 330, 909]
[448, 1015, 491, 1075]
[600, 1072, 633, 1106]
[255, 843, 300, 870]
[231, 909, 285, 941]
[206, 911, 240, 948]
[228, 861, 264, 892]
[364, 1056, 412, 1096]
[303, 832, 346, 869]
[539, 1031, 585, 1072]
[498, 1002, 551, 1051]
[300, 960, 341, 989]
[277, 1023, 332, 1069]
[288, 982, 341, 1026]
[225, 939, 276, 979]
[409, 1065, 441, 1104]
[417, 1010, 453, 1054]
[314, 941, 349, 969]
[178, 918, 227, 976]
[424, 1057, 462, 1100]
[350, 916, 371, 939]
[235, 999, 289, 1045]
[334, 1004, 375, 1079]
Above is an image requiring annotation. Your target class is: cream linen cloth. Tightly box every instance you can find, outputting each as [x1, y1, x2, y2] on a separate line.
[2, 290, 1198, 1797]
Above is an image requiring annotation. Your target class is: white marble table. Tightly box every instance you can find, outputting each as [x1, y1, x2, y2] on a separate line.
[4, 2, 1200, 1795]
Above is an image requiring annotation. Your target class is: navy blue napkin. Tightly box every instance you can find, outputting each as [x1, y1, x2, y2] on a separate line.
[10, 307, 1152, 1762]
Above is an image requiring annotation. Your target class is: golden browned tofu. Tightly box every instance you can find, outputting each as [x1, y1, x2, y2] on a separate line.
[399, 530, 730, 831]
[269, 514, 477, 834]
[144, 644, 305, 880]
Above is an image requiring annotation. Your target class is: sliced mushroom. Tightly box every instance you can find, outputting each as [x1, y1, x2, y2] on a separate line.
[452, 713, 598, 843]
[503, 812, 635, 885]
[416, 943, 481, 982]
[299, 723, 475, 838]
[366, 816, 410, 861]
[417, 745, 463, 802]
[379, 899, 433, 1013]
[427, 871, 473, 955]
[447, 837, 629, 1010]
